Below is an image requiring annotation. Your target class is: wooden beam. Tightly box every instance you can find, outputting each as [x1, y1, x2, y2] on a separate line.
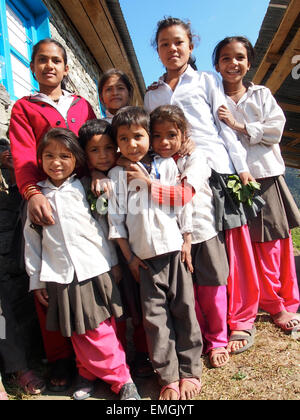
[283, 130, 300, 139]
[253, 0, 300, 84]
[265, 27, 300, 94]
[279, 102, 300, 113]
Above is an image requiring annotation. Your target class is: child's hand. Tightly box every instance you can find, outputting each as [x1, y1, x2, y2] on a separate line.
[90, 169, 112, 197]
[146, 81, 159, 92]
[128, 255, 148, 283]
[181, 235, 194, 273]
[34, 288, 49, 307]
[218, 105, 236, 129]
[178, 137, 196, 157]
[111, 264, 122, 284]
[28, 194, 55, 226]
[117, 156, 136, 171]
[127, 166, 152, 189]
[239, 171, 256, 186]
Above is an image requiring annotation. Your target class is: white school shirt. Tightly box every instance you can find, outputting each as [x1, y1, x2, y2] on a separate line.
[144, 65, 249, 175]
[177, 150, 218, 244]
[108, 156, 184, 260]
[225, 83, 286, 179]
[24, 176, 112, 291]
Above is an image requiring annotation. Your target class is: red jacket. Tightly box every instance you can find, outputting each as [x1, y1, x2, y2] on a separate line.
[9, 95, 96, 196]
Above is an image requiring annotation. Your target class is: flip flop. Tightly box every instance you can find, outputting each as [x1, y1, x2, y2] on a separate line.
[159, 382, 180, 400]
[228, 326, 256, 355]
[73, 376, 95, 401]
[209, 347, 230, 368]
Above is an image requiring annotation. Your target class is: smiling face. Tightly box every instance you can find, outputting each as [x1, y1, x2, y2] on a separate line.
[157, 24, 193, 73]
[42, 140, 76, 187]
[101, 75, 130, 115]
[85, 133, 117, 172]
[30, 42, 69, 92]
[151, 120, 183, 158]
[215, 41, 250, 85]
[116, 124, 149, 163]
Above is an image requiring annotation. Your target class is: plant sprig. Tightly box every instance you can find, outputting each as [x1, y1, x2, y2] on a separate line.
[227, 175, 261, 207]
[87, 190, 108, 214]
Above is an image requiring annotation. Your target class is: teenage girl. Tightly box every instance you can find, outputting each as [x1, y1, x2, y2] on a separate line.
[123, 105, 230, 368]
[213, 36, 300, 333]
[24, 127, 141, 400]
[9, 38, 96, 390]
[98, 68, 133, 123]
[144, 17, 260, 354]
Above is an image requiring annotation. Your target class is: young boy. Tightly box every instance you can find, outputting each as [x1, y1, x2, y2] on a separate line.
[78, 119, 153, 378]
[107, 106, 203, 400]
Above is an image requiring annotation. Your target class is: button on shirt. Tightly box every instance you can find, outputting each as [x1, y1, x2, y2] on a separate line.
[144, 66, 249, 175]
[24, 176, 112, 291]
[108, 156, 184, 260]
[225, 83, 286, 179]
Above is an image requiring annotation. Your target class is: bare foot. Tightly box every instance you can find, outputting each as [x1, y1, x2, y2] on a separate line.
[159, 381, 180, 400]
[179, 378, 201, 400]
[272, 311, 300, 332]
[209, 347, 230, 368]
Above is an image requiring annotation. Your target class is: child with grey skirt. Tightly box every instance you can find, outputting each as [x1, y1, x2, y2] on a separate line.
[24, 127, 140, 400]
[108, 106, 202, 400]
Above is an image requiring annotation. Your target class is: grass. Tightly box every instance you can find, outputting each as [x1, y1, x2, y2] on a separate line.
[292, 227, 300, 253]
[5, 312, 300, 401]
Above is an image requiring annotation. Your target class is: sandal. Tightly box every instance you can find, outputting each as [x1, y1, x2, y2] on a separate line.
[73, 376, 95, 401]
[14, 370, 46, 395]
[209, 347, 230, 368]
[46, 358, 76, 392]
[179, 377, 201, 400]
[159, 382, 180, 400]
[227, 326, 256, 355]
[119, 382, 141, 400]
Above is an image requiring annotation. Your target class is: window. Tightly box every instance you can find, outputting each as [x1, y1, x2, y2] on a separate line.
[0, 0, 50, 100]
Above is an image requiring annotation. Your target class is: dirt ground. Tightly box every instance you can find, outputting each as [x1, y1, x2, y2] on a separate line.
[6, 256, 300, 401]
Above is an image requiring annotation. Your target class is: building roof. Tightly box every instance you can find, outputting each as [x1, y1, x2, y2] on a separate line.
[247, 0, 300, 169]
[57, 0, 145, 105]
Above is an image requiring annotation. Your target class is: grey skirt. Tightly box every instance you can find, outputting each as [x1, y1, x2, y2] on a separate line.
[209, 169, 265, 231]
[46, 272, 124, 337]
[248, 175, 300, 243]
[191, 232, 229, 287]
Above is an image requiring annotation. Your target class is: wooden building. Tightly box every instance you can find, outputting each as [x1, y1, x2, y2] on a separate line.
[248, 0, 300, 169]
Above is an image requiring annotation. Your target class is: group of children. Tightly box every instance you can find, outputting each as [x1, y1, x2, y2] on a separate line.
[0, 15, 299, 401]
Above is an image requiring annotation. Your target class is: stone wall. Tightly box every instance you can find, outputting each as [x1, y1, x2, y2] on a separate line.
[0, 0, 103, 140]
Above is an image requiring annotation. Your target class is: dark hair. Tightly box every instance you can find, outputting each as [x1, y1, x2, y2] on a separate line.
[37, 128, 86, 171]
[110, 106, 150, 144]
[31, 38, 69, 90]
[78, 119, 115, 150]
[150, 105, 190, 136]
[212, 36, 255, 67]
[98, 69, 134, 106]
[152, 16, 198, 70]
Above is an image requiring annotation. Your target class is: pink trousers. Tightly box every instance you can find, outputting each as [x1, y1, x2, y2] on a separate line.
[194, 284, 228, 353]
[71, 318, 131, 394]
[252, 235, 300, 315]
[226, 225, 260, 331]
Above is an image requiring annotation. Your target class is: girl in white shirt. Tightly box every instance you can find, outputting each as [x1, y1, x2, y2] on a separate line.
[214, 36, 300, 334]
[98, 69, 134, 123]
[144, 17, 260, 355]
[24, 127, 140, 400]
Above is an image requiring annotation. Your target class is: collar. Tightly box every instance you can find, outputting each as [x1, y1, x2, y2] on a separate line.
[158, 64, 196, 86]
[37, 173, 77, 189]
